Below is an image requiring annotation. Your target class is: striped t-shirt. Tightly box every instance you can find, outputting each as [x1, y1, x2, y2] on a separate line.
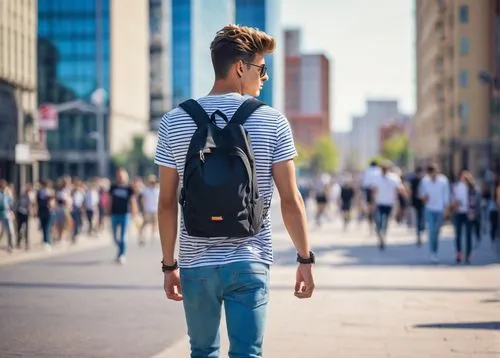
[154, 92, 297, 268]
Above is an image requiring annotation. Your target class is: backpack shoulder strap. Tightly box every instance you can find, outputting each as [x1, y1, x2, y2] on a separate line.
[179, 99, 211, 128]
[231, 98, 265, 126]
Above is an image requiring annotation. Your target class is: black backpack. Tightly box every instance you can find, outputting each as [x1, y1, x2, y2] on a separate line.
[178, 97, 266, 238]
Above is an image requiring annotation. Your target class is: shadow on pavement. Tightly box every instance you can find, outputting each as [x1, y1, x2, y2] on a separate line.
[274, 235, 500, 267]
[33, 260, 108, 266]
[0, 281, 496, 294]
[414, 321, 500, 330]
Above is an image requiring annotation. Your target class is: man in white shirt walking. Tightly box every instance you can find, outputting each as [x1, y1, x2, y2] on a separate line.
[361, 161, 381, 232]
[371, 162, 406, 250]
[419, 164, 450, 263]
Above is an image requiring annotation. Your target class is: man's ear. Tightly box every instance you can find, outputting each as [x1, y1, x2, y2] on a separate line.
[236, 60, 244, 78]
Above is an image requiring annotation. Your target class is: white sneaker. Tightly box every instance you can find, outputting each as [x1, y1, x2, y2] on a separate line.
[43, 243, 52, 252]
[430, 254, 439, 263]
[118, 256, 126, 265]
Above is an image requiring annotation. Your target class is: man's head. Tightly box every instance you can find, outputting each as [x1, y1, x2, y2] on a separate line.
[427, 163, 439, 179]
[116, 168, 129, 185]
[147, 174, 158, 187]
[415, 166, 423, 177]
[210, 24, 275, 97]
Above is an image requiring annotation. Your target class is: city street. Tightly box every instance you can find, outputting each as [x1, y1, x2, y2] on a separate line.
[0, 203, 499, 357]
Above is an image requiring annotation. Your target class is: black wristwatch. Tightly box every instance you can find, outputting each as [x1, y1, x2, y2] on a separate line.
[297, 251, 315, 264]
[161, 259, 178, 272]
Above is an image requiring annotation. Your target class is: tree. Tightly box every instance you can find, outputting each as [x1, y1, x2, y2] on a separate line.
[309, 136, 339, 174]
[112, 135, 155, 177]
[381, 133, 410, 166]
[295, 143, 313, 169]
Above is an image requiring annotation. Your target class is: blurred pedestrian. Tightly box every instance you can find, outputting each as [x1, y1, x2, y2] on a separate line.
[109, 168, 135, 264]
[0, 179, 15, 253]
[361, 160, 380, 233]
[36, 180, 54, 250]
[419, 164, 450, 263]
[339, 175, 356, 231]
[409, 166, 425, 246]
[16, 183, 34, 250]
[371, 162, 406, 250]
[138, 174, 160, 245]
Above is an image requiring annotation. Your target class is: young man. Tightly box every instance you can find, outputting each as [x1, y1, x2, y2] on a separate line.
[419, 164, 450, 263]
[155, 24, 314, 357]
[371, 162, 406, 250]
[361, 161, 381, 232]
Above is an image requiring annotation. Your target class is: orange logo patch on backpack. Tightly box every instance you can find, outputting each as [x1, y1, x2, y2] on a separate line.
[211, 216, 223, 221]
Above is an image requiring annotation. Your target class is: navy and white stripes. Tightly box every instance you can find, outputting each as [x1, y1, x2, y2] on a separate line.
[154, 92, 297, 268]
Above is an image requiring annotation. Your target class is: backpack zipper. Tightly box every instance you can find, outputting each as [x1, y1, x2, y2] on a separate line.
[199, 150, 205, 162]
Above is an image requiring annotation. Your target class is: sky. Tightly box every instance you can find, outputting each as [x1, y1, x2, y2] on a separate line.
[280, 0, 415, 132]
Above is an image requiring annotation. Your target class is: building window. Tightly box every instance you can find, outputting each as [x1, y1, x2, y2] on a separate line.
[460, 36, 470, 55]
[459, 101, 469, 132]
[459, 5, 469, 23]
[459, 70, 468, 87]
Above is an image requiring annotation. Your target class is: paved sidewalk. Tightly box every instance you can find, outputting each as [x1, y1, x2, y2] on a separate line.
[154, 218, 500, 358]
[0, 219, 113, 266]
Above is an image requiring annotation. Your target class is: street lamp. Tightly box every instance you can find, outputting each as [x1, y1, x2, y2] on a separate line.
[90, 88, 107, 178]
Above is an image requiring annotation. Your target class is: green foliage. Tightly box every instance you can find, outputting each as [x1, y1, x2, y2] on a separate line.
[309, 136, 339, 174]
[111, 134, 155, 177]
[295, 143, 313, 169]
[381, 133, 410, 166]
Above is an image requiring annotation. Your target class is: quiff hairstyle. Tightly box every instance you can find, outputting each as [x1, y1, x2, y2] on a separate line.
[210, 24, 276, 79]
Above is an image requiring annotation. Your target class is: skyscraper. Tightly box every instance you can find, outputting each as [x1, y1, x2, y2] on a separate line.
[235, 0, 283, 110]
[171, 0, 234, 107]
[37, 0, 149, 178]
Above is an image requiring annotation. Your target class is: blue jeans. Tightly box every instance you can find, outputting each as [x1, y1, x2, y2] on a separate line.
[39, 214, 53, 244]
[1, 217, 14, 248]
[111, 214, 130, 258]
[425, 209, 443, 254]
[375, 205, 392, 235]
[180, 261, 270, 358]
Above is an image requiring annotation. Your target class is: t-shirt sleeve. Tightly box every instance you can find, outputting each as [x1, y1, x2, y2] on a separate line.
[272, 114, 297, 164]
[154, 113, 177, 169]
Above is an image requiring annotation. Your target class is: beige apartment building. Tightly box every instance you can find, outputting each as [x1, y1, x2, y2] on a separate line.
[0, 0, 48, 185]
[414, 0, 500, 177]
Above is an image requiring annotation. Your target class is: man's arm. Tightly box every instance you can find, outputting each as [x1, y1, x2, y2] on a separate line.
[272, 159, 310, 258]
[158, 166, 179, 265]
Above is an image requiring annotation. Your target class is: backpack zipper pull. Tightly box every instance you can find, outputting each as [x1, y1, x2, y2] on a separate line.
[199, 150, 205, 162]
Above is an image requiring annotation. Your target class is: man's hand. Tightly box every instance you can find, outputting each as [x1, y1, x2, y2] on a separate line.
[164, 270, 183, 301]
[294, 264, 315, 299]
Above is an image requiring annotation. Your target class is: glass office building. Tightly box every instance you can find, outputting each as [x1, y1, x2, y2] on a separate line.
[171, 0, 234, 107]
[38, 0, 110, 178]
[235, 0, 283, 109]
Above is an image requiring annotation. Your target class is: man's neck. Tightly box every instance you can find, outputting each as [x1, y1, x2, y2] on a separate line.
[208, 80, 242, 96]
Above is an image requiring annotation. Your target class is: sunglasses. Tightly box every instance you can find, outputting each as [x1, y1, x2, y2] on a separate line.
[244, 62, 267, 78]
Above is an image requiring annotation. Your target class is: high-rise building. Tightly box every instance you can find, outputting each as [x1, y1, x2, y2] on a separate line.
[350, 100, 406, 168]
[285, 53, 331, 148]
[149, 0, 171, 126]
[170, 0, 234, 107]
[235, 0, 284, 110]
[37, 0, 150, 179]
[0, 0, 48, 186]
[414, 0, 499, 176]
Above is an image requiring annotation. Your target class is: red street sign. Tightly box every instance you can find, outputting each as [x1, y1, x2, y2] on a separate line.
[38, 104, 58, 130]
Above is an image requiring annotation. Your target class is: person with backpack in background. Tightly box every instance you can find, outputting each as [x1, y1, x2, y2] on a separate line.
[155, 24, 315, 358]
